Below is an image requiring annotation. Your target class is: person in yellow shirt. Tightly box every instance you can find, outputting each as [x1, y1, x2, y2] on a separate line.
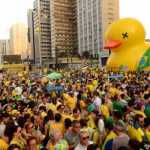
[7, 144, 20, 150]
[47, 103, 57, 112]
[27, 137, 40, 150]
[127, 124, 144, 143]
[87, 113, 97, 130]
[63, 92, 76, 111]
[109, 86, 121, 98]
[102, 130, 117, 150]
[100, 97, 110, 119]
[73, 108, 80, 121]
[0, 138, 8, 150]
[87, 83, 94, 93]
[50, 113, 65, 136]
[10, 126, 26, 150]
[127, 112, 145, 143]
[92, 79, 98, 87]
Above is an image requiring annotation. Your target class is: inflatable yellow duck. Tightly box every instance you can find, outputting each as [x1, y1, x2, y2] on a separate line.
[104, 18, 150, 71]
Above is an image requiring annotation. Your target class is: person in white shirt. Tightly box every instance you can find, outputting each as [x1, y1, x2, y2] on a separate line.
[93, 91, 101, 108]
[75, 131, 92, 150]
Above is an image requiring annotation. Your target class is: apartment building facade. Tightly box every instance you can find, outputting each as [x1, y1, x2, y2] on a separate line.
[77, 0, 119, 64]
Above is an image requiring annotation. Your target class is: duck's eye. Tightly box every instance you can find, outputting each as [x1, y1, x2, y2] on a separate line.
[122, 32, 128, 39]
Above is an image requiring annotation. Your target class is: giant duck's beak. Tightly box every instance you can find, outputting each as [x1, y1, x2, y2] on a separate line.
[104, 39, 122, 49]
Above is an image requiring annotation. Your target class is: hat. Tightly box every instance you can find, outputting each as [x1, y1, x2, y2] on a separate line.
[11, 110, 20, 116]
[105, 117, 114, 128]
[134, 110, 146, 118]
[113, 101, 124, 115]
[113, 101, 124, 110]
[87, 104, 95, 112]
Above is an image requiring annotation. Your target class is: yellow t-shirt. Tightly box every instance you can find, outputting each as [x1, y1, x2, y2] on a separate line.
[87, 84, 94, 92]
[92, 130, 100, 144]
[51, 91, 56, 98]
[80, 100, 87, 110]
[63, 93, 76, 110]
[50, 122, 65, 135]
[10, 137, 26, 150]
[87, 115, 96, 129]
[109, 87, 120, 97]
[92, 80, 98, 87]
[48, 143, 55, 150]
[102, 131, 117, 150]
[100, 104, 110, 118]
[0, 139, 8, 150]
[127, 125, 144, 142]
[47, 103, 57, 112]
[61, 113, 74, 123]
[145, 130, 150, 142]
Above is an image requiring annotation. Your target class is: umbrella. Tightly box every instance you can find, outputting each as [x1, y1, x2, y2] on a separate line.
[47, 72, 62, 80]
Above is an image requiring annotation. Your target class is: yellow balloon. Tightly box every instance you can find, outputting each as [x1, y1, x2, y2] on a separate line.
[104, 18, 150, 71]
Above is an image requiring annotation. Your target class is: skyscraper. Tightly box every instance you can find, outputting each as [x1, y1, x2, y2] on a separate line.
[27, 9, 35, 63]
[0, 39, 10, 55]
[10, 23, 28, 59]
[32, 0, 77, 66]
[0, 39, 10, 63]
[77, 0, 119, 64]
[50, 0, 77, 59]
[33, 0, 51, 65]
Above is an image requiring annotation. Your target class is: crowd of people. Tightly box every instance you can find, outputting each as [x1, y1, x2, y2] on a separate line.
[0, 67, 150, 150]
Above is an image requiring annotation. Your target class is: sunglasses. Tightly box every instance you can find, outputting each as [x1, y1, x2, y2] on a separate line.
[82, 136, 89, 140]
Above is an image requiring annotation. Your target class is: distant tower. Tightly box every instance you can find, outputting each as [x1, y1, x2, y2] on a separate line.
[0, 39, 10, 63]
[10, 23, 28, 59]
[27, 9, 35, 63]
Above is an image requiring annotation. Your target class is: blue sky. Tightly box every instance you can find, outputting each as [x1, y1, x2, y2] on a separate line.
[0, 0, 150, 39]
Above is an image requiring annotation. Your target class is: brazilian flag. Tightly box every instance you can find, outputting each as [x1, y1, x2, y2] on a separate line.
[138, 48, 150, 71]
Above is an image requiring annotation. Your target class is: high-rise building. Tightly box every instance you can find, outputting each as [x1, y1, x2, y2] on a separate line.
[27, 9, 35, 63]
[0, 39, 10, 63]
[32, 0, 77, 66]
[77, 0, 119, 64]
[33, 0, 51, 65]
[10, 23, 28, 59]
[50, 0, 77, 59]
[0, 39, 10, 55]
